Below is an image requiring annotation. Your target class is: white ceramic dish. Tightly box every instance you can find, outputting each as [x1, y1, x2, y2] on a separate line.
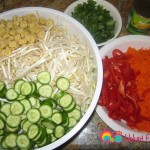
[64, 0, 122, 47]
[96, 35, 150, 141]
[0, 7, 103, 149]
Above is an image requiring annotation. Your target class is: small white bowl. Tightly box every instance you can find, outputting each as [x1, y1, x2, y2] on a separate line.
[96, 35, 150, 141]
[64, 0, 122, 47]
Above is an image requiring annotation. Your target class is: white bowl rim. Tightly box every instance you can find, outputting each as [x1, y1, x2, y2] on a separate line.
[64, 0, 122, 47]
[96, 35, 150, 142]
[0, 7, 103, 149]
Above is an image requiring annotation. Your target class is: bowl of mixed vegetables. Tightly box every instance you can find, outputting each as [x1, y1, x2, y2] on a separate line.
[64, 0, 122, 47]
[96, 35, 150, 141]
[0, 7, 103, 149]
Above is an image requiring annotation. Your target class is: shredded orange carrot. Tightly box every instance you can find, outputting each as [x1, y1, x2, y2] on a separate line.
[126, 47, 150, 132]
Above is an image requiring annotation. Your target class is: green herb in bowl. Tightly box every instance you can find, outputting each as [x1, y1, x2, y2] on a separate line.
[71, 0, 116, 43]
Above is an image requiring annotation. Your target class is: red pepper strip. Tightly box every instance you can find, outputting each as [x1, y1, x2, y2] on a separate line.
[98, 49, 142, 127]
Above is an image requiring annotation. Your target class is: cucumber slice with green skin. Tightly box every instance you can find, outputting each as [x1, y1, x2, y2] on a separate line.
[61, 111, 69, 124]
[0, 129, 4, 135]
[0, 117, 5, 129]
[39, 105, 53, 118]
[27, 108, 41, 123]
[37, 71, 51, 84]
[6, 124, 19, 133]
[21, 82, 32, 96]
[51, 112, 62, 125]
[54, 125, 65, 138]
[59, 94, 73, 108]
[0, 81, 5, 92]
[34, 127, 47, 143]
[36, 81, 42, 90]
[41, 119, 56, 130]
[6, 115, 21, 128]
[52, 109, 59, 114]
[5, 133, 17, 148]
[68, 117, 77, 128]
[6, 88, 18, 100]
[56, 77, 70, 91]
[29, 97, 37, 107]
[68, 108, 82, 121]
[46, 128, 53, 134]
[14, 79, 25, 94]
[53, 91, 65, 99]
[63, 100, 76, 112]
[37, 136, 48, 147]
[30, 82, 37, 94]
[1, 103, 11, 116]
[51, 134, 57, 142]
[0, 112, 7, 120]
[22, 119, 33, 132]
[17, 94, 26, 101]
[20, 99, 32, 114]
[10, 101, 24, 115]
[1, 137, 8, 149]
[34, 98, 41, 108]
[38, 85, 53, 98]
[16, 134, 30, 149]
[50, 98, 57, 109]
[27, 124, 40, 140]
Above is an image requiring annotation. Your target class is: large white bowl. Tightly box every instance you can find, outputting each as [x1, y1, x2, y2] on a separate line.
[0, 7, 103, 149]
[96, 35, 150, 141]
[64, 0, 122, 47]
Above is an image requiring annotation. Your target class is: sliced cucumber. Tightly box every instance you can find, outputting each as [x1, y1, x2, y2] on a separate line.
[16, 134, 30, 149]
[68, 117, 77, 128]
[41, 119, 56, 130]
[68, 108, 81, 121]
[10, 101, 24, 115]
[54, 91, 65, 99]
[59, 94, 73, 108]
[20, 99, 32, 114]
[22, 119, 33, 132]
[63, 100, 76, 112]
[5, 133, 17, 148]
[0, 117, 5, 129]
[27, 124, 40, 140]
[54, 125, 65, 138]
[6, 115, 21, 128]
[39, 105, 53, 118]
[37, 71, 51, 84]
[27, 108, 41, 123]
[38, 85, 53, 98]
[29, 97, 37, 107]
[14, 79, 25, 94]
[1, 103, 11, 116]
[21, 82, 32, 96]
[51, 112, 62, 125]
[0, 112, 7, 120]
[0, 81, 5, 92]
[6, 88, 18, 100]
[56, 77, 70, 91]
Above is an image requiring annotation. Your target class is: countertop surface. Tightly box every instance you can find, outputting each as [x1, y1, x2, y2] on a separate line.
[0, 0, 150, 150]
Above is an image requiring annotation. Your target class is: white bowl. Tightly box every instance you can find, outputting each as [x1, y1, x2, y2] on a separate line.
[0, 7, 103, 149]
[96, 35, 150, 141]
[64, 0, 122, 47]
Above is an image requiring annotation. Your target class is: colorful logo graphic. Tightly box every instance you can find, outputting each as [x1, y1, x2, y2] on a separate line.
[100, 130, 123, 143]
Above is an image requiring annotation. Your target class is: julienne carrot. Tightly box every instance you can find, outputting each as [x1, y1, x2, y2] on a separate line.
[98, 47, 150, 132]
[126, 47, 150, 132]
